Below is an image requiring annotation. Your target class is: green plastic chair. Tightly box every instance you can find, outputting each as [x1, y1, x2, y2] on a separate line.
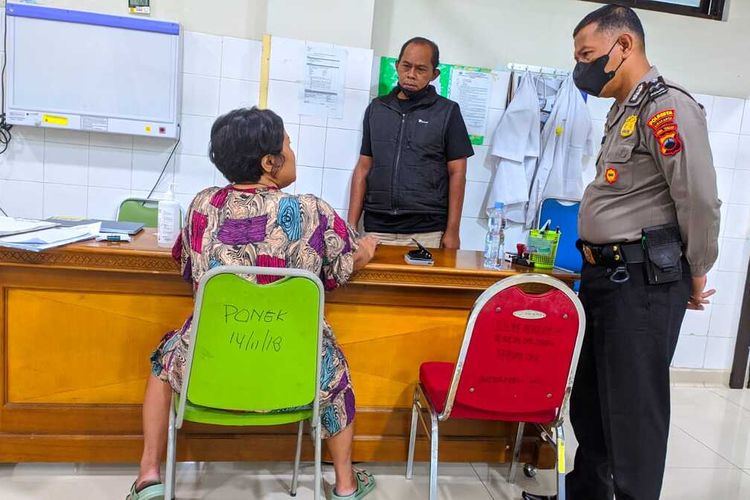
[164, 266, 325, 500]
[117, 198, 159, 228]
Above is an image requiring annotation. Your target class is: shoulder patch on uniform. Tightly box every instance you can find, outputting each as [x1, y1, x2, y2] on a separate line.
[658, 132, 683, 156]
[655, 123, 678, 138]
[629, 82, 648, 104]
[647, 109, 676, 131]
[647, 109, 683, 156]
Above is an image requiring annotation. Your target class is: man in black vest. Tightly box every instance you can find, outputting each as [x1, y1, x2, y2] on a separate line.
[347, 37, 474, 249]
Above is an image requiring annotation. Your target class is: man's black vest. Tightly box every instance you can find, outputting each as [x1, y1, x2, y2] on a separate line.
[364, 87, 456, 216]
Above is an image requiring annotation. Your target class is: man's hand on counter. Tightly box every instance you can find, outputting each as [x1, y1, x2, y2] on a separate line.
[441, 230, 460, 249]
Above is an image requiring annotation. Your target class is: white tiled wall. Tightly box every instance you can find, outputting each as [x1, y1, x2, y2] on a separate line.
[587, 94, 750, 371]
[0, 31, 262, 221]
[0, 28, 746, 371]
[0, 28, 505, 250]
[264, 36, 373, 212]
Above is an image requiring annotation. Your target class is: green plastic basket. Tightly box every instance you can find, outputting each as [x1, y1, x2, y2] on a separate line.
[528, 229, 561, 269]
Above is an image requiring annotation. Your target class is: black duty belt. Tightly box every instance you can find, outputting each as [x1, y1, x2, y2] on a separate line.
[578, 241, 646, 267]
[578, 241, 647, 284]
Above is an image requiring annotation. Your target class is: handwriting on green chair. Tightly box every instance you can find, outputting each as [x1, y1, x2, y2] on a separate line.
[228, 331, 284, 353]
[224, 305, 288, 323]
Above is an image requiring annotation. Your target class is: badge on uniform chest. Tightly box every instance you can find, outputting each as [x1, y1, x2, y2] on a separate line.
[620, 115, 638, 138]
[605, 167, 619, 184]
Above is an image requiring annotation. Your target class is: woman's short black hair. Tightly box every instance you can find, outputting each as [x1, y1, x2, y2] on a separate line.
[209, 107, 285, 184]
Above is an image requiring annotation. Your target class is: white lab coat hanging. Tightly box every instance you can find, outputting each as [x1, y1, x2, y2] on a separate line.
[487, 72, 541, 224]
[525, 74, 593, 227]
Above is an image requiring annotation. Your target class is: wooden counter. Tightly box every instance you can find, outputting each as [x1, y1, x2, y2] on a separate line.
[0, 230, 576, 465]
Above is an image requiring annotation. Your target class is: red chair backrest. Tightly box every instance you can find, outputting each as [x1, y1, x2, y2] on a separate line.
[453, 284, 580, 415]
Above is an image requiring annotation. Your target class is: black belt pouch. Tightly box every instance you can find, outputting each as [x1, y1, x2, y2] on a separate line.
[641, 224, 683, 285]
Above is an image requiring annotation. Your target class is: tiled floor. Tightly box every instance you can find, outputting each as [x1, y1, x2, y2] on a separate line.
[1, 386, 749, 499]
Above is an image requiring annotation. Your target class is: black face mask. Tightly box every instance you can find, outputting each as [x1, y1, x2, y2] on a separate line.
[397, 83, 431, 101]
[573, 40, 625, 97]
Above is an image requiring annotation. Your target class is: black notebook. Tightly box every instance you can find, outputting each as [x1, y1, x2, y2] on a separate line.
[46, 218, 144, 235]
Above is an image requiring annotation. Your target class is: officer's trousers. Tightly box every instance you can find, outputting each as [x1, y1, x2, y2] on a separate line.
[566, 260, 691, 500]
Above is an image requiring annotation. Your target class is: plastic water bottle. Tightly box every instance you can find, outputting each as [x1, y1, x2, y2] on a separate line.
[484, 202, 506, 269]
[157, 183, 181, 248]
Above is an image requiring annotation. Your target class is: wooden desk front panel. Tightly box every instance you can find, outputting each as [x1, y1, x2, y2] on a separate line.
[7, 288, 191, 405]
[0, 241, 561, 465]
[327, 301, 466, 408]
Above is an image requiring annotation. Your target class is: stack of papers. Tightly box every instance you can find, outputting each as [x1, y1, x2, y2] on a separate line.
[0, 216, 59, 237]
[0, 222, 101, 252]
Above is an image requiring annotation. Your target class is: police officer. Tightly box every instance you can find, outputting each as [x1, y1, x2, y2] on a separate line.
[524, 6, 720, 500]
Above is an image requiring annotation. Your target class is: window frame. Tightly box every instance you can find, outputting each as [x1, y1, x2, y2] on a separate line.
[582, 0, 727, 20]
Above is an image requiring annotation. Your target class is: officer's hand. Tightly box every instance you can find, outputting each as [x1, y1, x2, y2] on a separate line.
[688, 275, 716, 310]
[441, 231, 460, 249]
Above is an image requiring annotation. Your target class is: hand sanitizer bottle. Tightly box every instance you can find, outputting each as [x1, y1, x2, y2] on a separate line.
[157, 183, 181, 248]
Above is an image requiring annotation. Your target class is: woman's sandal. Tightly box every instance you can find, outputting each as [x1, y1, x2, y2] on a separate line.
[126, 480, 165, 500]
[331, 468, 376, 500]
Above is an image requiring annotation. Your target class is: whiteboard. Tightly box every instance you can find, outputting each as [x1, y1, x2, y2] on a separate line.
[5, 3, 182, 138]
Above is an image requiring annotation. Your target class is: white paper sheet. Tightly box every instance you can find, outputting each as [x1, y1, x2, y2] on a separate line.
[0, 216, 59, 237]
[449, 68, 492, 140]
[300, 43, 346, 119]
[0, 222, 101, 251]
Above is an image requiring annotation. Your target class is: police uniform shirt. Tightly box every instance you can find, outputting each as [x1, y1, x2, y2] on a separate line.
[578, 67, 721, 277]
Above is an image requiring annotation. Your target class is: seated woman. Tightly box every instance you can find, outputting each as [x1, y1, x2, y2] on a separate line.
[127, 107, 379, 500]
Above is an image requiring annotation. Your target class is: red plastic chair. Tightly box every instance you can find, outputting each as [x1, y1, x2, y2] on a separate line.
[405, 274, 585, 500]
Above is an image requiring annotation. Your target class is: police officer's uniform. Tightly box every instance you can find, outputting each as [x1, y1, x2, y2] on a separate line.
[567, 66, 721, 500]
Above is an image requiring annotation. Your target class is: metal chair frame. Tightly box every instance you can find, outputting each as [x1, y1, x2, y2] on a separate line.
[405, 274, 586, 500]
